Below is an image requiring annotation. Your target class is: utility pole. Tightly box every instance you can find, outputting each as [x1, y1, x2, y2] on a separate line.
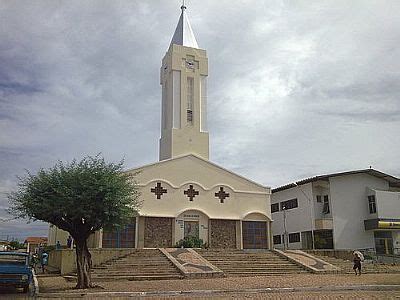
[282, 204, 288, 250]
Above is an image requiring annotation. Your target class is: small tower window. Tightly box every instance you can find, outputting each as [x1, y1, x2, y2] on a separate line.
[187, 77, 194, 124]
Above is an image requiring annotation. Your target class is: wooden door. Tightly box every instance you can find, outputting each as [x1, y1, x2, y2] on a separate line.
[242, 221, 267, 249]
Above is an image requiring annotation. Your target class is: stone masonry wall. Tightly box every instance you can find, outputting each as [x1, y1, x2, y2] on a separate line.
[144, 217, 173, 248]
[210, 219, 236, 248]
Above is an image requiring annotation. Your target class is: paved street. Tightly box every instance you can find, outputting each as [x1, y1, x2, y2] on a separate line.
[162, 291, 400, 299]
[37, 273, 400, 298]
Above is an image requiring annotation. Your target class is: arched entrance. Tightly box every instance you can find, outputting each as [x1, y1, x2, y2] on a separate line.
[175, 210, 209, 245]
[242, 212, 269, 249]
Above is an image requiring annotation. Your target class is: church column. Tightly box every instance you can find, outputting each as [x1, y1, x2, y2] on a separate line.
[137, 216, 145, 248]
[267, 220, 273, 249]
[236, 220, 243, 249]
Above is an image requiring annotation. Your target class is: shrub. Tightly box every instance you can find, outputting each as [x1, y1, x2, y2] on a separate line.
[176, 236, 204, 248]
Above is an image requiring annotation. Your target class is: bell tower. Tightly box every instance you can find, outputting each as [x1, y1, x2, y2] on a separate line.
[159, 3, 209, 161]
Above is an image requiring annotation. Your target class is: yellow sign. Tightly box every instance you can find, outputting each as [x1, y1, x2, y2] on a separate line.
[378, 221, 400, 229]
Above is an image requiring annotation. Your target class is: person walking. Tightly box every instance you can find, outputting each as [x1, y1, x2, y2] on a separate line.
[31, 253, 39, 273]
[41, 251, 49, 274]
[353, 252, 362, 275]
[67, 236, 73, 249]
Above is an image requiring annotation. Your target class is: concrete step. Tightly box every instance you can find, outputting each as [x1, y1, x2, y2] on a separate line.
[207, 262, 293, 266]
[93, 266, 175, 270]
[196, 249, 308, 276]
[206, 260, 293, 263]
[103, 263, 173, 267]
[91, 274, 184, 281]
[91, 249, 182, 281]
[93, 272, 180, 276]
[224, 272, 308, 276]
[92, 268, 177, 273]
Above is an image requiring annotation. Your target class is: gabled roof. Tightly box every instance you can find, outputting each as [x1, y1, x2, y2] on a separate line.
[24, 237, 47, 244]
[125, 153, 269, 191]
[272, 169, 400, 193]
[170, 4, 199, 49]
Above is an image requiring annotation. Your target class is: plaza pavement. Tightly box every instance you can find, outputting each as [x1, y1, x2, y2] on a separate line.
[36, 273, 400, 298]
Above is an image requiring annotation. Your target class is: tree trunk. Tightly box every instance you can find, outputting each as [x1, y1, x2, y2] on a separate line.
[75, 238, 92, 289]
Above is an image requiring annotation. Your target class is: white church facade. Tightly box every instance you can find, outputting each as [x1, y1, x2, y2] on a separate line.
[49, 4, 272, 250]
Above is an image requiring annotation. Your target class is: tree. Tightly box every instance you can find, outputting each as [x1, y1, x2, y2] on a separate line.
[8, 155, 140, 289]
[9, 240, 25, 250]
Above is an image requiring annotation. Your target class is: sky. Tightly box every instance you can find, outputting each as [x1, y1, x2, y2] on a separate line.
[1, 0, 399, 240]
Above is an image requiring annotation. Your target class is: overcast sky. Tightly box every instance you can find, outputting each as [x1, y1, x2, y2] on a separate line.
[1, 0, 399, 240]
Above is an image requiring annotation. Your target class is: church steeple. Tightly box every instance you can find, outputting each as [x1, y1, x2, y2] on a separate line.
[159, 3, 209, 161]
[170, 2, 199, 49]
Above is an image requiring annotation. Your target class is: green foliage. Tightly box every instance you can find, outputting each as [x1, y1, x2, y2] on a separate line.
[175, 236, 204, 248]
[9, 240, 25, 250]
[8, 155, 141, 241]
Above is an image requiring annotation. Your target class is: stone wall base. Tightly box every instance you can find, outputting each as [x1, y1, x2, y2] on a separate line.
[210, 219, 237, 248]
[144, 217, 173, 248]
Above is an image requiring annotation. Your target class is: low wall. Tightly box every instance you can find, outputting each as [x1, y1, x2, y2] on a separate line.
[306, 250, 354, 261]
[48, 248, 137, 275]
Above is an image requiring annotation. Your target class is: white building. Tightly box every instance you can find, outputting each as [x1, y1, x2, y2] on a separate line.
[271, 169, 400, 254]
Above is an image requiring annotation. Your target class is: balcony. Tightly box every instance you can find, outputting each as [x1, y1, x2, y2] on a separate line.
[314, 218, 333, 230]
[374, 190, 400, 219]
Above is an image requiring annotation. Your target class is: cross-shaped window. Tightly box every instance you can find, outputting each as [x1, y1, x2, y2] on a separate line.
[184, 185, 199, 201]
[150, 182, 167, 199]
[215, 187, 229, 203]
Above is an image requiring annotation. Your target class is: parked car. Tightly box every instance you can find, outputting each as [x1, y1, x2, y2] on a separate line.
[0, 252, 32, 293]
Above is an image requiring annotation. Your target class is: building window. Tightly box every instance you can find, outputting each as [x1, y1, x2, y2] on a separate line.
[368, 195, 377, 214]
[322, 195, 330, 214]
[316, 195, 322, 203]
[289, 232, 300, 243]
[271, 203, 279, 213]
[273, 235, 281, 245]
[187, 77, 194, 124]
[280, 198, 298, 211]
[162, 83, 167, 129]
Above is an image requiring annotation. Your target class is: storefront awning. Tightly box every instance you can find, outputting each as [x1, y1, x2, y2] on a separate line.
[364, 218, 400, 230]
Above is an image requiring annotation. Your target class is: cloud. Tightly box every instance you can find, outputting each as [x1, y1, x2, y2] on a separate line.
[1, 1, 399, 238]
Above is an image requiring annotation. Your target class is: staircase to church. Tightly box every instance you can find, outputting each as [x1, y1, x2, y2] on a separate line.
[91, 249, 183, 281]
[310, 254, 400, 274]
[196, 249, 309, 276]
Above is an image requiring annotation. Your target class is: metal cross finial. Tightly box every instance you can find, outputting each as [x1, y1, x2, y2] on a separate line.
[181, 0, 187, 10]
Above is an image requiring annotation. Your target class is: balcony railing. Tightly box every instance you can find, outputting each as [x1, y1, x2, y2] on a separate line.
[314, 218, 333, 230]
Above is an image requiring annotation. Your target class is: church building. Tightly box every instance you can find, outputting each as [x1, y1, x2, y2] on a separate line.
[49, 4, 272, 249]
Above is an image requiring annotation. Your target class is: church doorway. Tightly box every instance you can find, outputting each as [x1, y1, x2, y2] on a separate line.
[175, 210, 209, 245]
[102, 221, 136, 248]
[242, 221, 267, 249]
